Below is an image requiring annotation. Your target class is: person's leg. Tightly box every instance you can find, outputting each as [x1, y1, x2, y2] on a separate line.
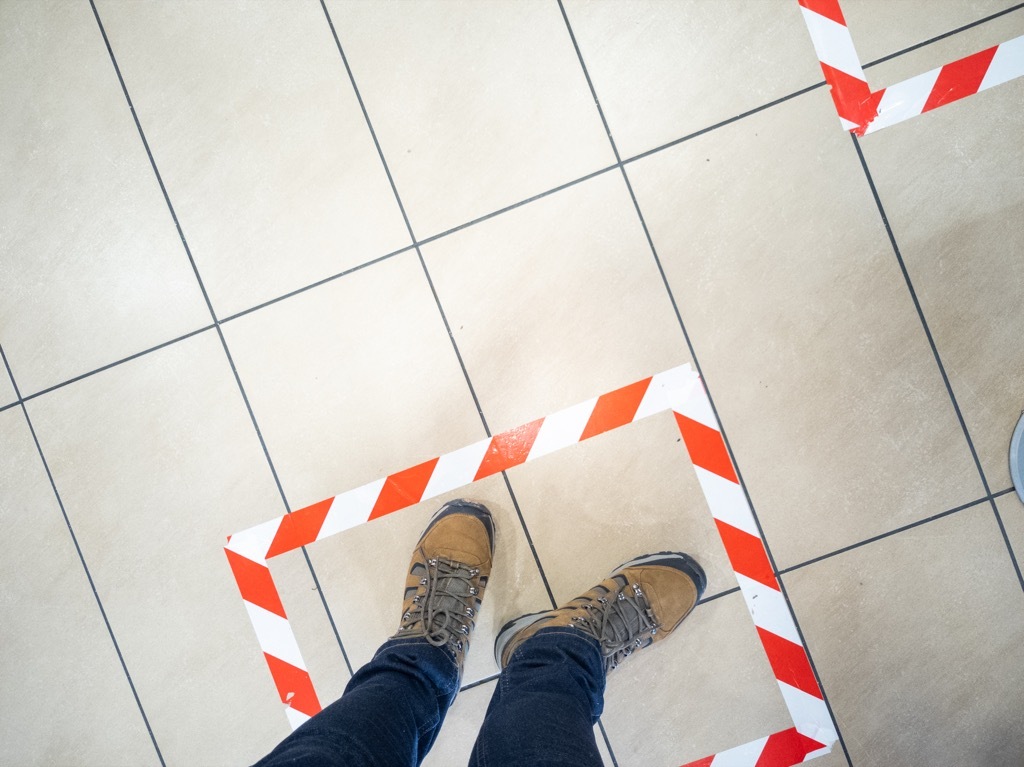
[253, 500, 495, 767]
[470, 552, 707, 767]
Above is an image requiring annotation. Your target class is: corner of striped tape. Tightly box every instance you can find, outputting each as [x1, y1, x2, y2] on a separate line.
[638, 363, 700, 420]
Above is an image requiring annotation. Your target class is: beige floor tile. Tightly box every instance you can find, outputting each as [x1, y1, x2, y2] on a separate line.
[0, 409, 159, 766]
[843, 0, 1020, 69]
[423, 170, 687, 435]
[784, 505, 1024, 766]
[0, 2, 211, 395]
[24, 331, 349, 765]
[92, 0, 410, 320]
[507, 413, 737, 604]
[625, 88, 984, 569]
[997, 492, 1024, 567]
[603, 593, 793, 766]
[563, 0, 824, 159]
[221, 251, 487, 506]
[864, 7, 1024, 87]
[858, 48, 1024, 489]
[418, 679, 616, 766]
[285, 477, 551, 687]
[323, 0, 615, 239]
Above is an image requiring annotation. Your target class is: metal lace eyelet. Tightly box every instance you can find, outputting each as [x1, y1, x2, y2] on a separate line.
[598, 597, 608, 604]
[470, 568, 479, 576]
[420, 578, 428, 585]
[460, 625, 470, 635]
[617, 592, 626, 601]
[468, 587, 477, 595]
[465, 607, 474, 617]
[428, 558, 437, 566]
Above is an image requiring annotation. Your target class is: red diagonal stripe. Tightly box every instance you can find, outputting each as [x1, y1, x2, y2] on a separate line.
[714, 519, 777, 590]
[755, 727, 827, 766]
[225, 548, 286, 618]
[674, 412, 738, 482]
[266, 498, 333, 559]
[678, 756, 715, 767]
[757, 628, 823, 699]
[369, 457, 440, 521]
[923, 45, 998, 113]
[797, 0, 846, 26]
[264, 652, 321, 718]
[819, 62, 884, 134]
[579, 377, 652, 441]
[474, 419, 543, 479]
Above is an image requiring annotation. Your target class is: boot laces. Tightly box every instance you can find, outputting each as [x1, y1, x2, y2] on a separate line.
[572, 582, 659, 671]
[397, 557, 480, 653]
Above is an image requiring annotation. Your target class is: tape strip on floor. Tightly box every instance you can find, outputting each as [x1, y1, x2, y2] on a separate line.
[226, 363, 839, 765]
[798, 0, 1024, 135]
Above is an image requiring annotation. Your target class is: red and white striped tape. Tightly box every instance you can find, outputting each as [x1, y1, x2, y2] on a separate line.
[226, 363, 837, 764]
[799, 0, 1024, 135]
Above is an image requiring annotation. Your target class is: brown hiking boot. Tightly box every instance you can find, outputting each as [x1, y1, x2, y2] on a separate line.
[494, 552, 706, 673]
[391, 500, 494, 674]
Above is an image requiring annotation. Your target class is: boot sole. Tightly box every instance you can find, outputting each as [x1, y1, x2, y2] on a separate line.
[421, 499, 495, 555]
[493, 551, 707, 667]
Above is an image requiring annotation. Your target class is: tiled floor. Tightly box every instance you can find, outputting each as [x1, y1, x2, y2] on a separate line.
[2, 2, 1023, 766]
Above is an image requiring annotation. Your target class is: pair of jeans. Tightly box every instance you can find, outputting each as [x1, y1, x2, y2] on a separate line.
[254, 627, 606, 767]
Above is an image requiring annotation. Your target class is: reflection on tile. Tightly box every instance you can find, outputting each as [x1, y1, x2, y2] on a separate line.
[858, 63, 1024, 488]
[221, 252, 486, 507]
[324, 0, 614, 238]
[423, 170, 686, 435]
[603, 593, 792, 766]
[564, 0, 823, 158]
[997, 492, 1024, 569]
[626, 89, 983, 568]
[93, 0, 410, 319]
[295, 477, 550, 687]
[24, 331, 348, 764]
[0, 1, 210, 395]
[0, 410, 159, 766]
[785, 506, 1024, 766]
[508, 414, 737, 605]
[845, 0, 1021, 70]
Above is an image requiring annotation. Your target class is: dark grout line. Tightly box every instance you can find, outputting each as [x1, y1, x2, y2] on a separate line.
[993, 486, 1018, 500]
[0, 400, 21, 414]
[19, 325, 216, 403]
[621, 81, 827, 166]
[218, 246, 415, 324]
[459, 672, 499, 693]
[862, 2, 1024, 69]
[0, 344, 167, 766]
[89, 0, 354, 677]
[556, 2, 854, 762]
[697, 586, 741, 606]
[777, 494, 998, 576]
[850, 134, 1024, 596]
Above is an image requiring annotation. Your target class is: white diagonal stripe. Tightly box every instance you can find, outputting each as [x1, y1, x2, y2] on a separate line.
[226, 516, 284, 563]
[864, 67, 941, 133]
[285, 707, 310, 730]
[526, 397, 597, 461]
[422, 438, 492, 499]
[736, 573, 801, 645]
[317, 478, 387, 540]
[673, 378, 717, 430]
[694, 466, 757, 537]
[800, 6, 866, 79]
[778, 681, 837, 748]
[980, 35, 1024, 91]
[634, 363, 698, 421]
[839, 116, 860, 132]
[709, 734, 769, 765]
[245, 601, 305, 669]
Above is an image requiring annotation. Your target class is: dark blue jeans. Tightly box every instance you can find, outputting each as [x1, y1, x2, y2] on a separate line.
[254, 627, 606, 767]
